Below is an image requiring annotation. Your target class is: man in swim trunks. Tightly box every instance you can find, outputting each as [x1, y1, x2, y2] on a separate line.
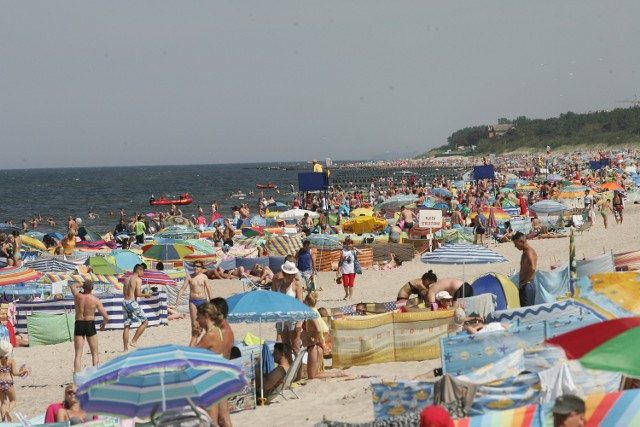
[122, 264, 152, 351]
[175, 260, 215, 346]
[425, 277, 474, 304]
[513, 232, 537, 307]
[72, 280, 109, 373]
[399, 206, 417, 231]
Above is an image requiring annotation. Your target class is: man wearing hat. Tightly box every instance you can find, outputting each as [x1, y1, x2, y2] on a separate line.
[552, 394, 586, 427]
[71, 280, 109, 373]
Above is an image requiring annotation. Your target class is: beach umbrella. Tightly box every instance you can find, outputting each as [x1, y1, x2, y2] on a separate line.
[156, 225, 200, 239]
[529, 200, 568, 214]
[421, 242, 507, 281]
[276, 208, 319, 220]
[88, 256, 125, 275]
[306, 234, 343, 250]
[374, 194, 417, 210]
[118, 269, 177, 287]
[165, 216, 193, 226]
[24, 256, 77, 273]
[546, 174, 563, 182]
[350, 208, 374, 217]
[515, 184, 538, 191]
[506, 179, 530, 187]
[76, 344, 246, 418]
[78, 226, 103, 242]
[226, 291, 318, 402]
[468, 206, 511, 221]
[341, 215, 387, 235]
[19, 235, 47, 252]
[113, 250, 145, 272]
[431, 188, 452, 198]
[242, 226, 264, 237]
[601, 182, 624, 192]
[142, 242, 194, 261]
[546, 317, 640, 377]
[0, 266, 44, 286]
[46, 232, 64, 241]
[266, 201, 288, 209]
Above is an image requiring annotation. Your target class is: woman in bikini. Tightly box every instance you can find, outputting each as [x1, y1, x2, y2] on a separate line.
[302, 293, 347, 380]
[249, 264, 274, 285]
[273, 261, 304, 354]
[396, 270, 437, 302]
[55, 385, 88, 425]
[194, 302, 231, 426]
[0, 342, 29, 422]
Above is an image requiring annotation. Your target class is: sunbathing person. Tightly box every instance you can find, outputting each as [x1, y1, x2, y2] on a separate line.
[55, 385, 88, 425]
[397, 270, 437, 301]
[375, 253, 402, 270]
[248, 264, 274, 285]
[205, 266, 246, 280]
[464, 321, 509, 334]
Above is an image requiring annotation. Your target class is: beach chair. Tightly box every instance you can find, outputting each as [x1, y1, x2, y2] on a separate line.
[240, 275, 271, 292]
[267, 347, 308, 403]
[575, 221, 593, 235]
[150, 397, 213, 427]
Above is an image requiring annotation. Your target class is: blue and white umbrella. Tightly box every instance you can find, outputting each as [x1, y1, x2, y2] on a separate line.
[226, 291, 318, 401]
[421, 242, 507, 281]
[431, 188, 452, 198]
[76, 344, 246, 418]
[529, 200, 568, 214]
[375, 194, 418, 210]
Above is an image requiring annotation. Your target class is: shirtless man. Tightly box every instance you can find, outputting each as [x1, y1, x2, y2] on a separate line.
[425, 278, 474, 304]
[513, 232, 537, 307]
[67, 216, 78, 235]
[72, 281, 109, 372]
[222, 219, 235, 246]
[399, 206, 417, 231]
[175, 260, 215, 346]
[122, 264, 152, 351]
[397, 270, 437, 302]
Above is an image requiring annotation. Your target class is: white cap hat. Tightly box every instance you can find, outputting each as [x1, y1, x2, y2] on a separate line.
[435, 291, 453, 301]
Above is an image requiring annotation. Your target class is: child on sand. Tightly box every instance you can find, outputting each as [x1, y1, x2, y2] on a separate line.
[0, 341, 29, 421]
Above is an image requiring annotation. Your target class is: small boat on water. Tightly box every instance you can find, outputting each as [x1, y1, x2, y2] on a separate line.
[230, 191, 246, 199]
[149, 194, 193, 206]
[256, 182, 278, 189]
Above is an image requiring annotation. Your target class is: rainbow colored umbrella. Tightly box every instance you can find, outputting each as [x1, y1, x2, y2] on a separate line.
[0, 266, 44, 286]
[468, 206, 511, 221]
[546, 317, 640, 377]
[141, 242, 194, 261]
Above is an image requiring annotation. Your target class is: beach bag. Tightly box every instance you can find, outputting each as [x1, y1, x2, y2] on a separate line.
[354, 254, 363, 275]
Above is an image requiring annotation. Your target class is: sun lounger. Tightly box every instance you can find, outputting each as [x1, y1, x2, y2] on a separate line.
[241, 276, 271, 292]
[268, 347, 308, 403]
[575, 221, 592, 235]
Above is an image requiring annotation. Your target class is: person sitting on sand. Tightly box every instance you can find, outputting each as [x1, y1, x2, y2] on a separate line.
[302, 293, 347, 380]
[425, 278, 474, 304]
[397, 270, 438, 302]
[55, 385, 88, 425]
[494, 221, 514, 243]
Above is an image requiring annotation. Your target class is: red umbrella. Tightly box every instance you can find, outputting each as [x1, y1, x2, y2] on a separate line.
[117, 269, 177, 287]
[546, 317, 640, 377]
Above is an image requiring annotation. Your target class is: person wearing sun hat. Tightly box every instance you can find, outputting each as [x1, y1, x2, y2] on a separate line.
[273, 260, 304, 354]
[551, 394, 586, 427]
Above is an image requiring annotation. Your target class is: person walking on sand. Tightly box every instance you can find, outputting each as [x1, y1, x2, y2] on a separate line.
[0, 341, 29, 422]
[339, 238, 362, 301]
[122, 264, 152, 351]
[175, 260, 214, 346]
[71, 281, 109, 372]
[596, 197, 612, 229]
[513, 232, 537, 307]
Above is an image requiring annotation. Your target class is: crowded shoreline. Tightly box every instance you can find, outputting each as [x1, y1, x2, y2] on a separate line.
[1, 148, 640, 426]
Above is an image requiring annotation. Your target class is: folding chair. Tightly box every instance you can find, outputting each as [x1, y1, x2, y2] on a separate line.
[268, 347, 308, 403]
[240, 275, 271, 292]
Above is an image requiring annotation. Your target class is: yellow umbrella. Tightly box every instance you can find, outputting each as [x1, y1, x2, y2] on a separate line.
[515, 184, 538, 191]
[350, 208, 374, 217]
[20, 235, 47, 252]
[341, 216, 387, 235]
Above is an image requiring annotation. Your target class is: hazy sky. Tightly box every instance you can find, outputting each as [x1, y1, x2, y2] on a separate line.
[2, 1, 639, 169]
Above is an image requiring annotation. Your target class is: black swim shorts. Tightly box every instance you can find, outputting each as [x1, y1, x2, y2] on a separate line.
[74, 320, 97, 337]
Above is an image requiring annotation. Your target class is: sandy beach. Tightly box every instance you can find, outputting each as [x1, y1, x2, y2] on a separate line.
[11, 203, 639, 426]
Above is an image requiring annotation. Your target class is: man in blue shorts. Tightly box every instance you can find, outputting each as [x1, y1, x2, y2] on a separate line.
[122, 264, 152, 351]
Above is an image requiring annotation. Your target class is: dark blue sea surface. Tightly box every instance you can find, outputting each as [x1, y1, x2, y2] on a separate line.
[1, 163, 307, 234]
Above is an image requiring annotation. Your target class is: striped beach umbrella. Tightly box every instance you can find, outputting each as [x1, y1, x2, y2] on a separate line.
[546, 317, 640, 377]
[529, 200, 568, 214]
[0, 266, 44, 286]
[77, 344, 246, 418]
[421, 242, 507, 281]
[118, 270, 177, 287]
[141, 242, 194, 261]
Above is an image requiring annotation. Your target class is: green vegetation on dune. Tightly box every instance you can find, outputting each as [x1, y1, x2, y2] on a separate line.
[420, 107, 640, 157]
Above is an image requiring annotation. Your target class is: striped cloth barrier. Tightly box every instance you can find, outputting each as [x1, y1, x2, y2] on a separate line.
[40, 272, 121, 288]
[14, 291, 168, 334]
[315, 249, 341, 272]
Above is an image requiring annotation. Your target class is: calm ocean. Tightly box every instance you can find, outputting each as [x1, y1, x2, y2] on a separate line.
[0, 163, 309, 234]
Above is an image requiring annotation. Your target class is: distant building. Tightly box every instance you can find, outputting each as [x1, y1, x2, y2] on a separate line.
[487, 124, 515, 139]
